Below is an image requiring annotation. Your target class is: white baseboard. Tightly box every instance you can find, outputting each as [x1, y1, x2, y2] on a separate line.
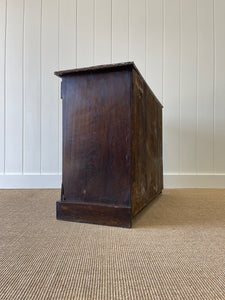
[0, 174, 224, 189]
[0, 174, 62, 189]
[164, 173, 225, 188]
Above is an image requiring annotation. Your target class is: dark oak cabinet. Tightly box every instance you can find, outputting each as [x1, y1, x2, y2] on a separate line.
[55, 62, 163, 228]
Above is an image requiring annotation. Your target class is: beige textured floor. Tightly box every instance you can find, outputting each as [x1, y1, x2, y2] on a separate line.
[0, 189, 225, 300]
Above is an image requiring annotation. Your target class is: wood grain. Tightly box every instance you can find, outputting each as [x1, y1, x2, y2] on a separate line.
[56, 62, 163, 227]
[131, 68, 163, 216]
[62, 69, 131, 206]
[57, 201, 132, 228]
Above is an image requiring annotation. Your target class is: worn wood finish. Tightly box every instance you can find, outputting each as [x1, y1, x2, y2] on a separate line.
[56, 201, 131, 228]
[131, 69, 163, 216]
[62, 69, 131, 206]
[55, 62, 163, 227]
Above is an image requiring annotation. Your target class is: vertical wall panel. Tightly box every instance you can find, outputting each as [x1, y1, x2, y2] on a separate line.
[180, 0, 197, 173]
[94, 0, 111, 65]
[197, 0, 214, 173]
[163, 0, 180, 173]
[129, 0, 146, 76]
[5, 0, 24, 174]
[77, 0, 94, 67]
[58, 0, 77, 174]
[41, 0, 59, 173]
[23, 0, 41, 173]
[59, 0, 76, 70]
[214, 0, 225, 173]
[147, 0, 163, 100]
[0, 0, 6, 173]
[112, 0, 129, 63]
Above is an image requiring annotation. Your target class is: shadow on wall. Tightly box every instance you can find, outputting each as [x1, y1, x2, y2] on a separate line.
[132, 189, 225, 228]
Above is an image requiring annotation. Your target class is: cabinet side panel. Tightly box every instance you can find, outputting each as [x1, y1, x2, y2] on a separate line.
[158, 103, 163, 191]
[62, 69, 131, 207]
[131, 70, 163, 216]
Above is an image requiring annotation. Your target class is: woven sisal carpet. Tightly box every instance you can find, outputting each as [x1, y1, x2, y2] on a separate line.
[0, 189, 224, 299]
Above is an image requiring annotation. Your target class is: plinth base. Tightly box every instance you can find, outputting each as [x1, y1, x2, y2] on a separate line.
[56, 201, 132, 228]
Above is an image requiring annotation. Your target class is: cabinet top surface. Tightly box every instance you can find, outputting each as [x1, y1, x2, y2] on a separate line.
[54, 61, 138, 77]
[55, 61, 163, 108]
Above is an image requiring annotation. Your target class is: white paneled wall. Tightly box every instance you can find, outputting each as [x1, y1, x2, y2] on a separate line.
[24, 0, 41, 174]
[0, 0, 6, 174]
[5, 0, 24, 174]
[0, 0, 225, 188]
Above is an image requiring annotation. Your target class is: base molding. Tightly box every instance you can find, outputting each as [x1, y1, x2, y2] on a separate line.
[57, 201, 132, 228]
[0, 174, 62, 189]
[0, 174, 225, 189]
[164, 174, 225, 188]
